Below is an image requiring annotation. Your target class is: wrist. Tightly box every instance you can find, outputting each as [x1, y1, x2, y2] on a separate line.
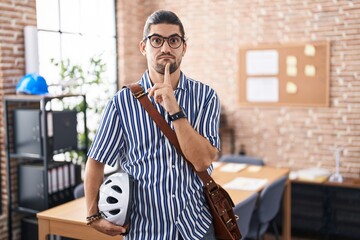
[169, 107, 187, 121]
[167, 106, 181, 115]
[86, 212, 103, 225]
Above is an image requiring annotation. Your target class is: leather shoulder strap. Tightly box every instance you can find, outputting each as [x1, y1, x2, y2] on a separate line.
[127, 83, 216, 188]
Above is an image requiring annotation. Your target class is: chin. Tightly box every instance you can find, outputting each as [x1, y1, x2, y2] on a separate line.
[155, 63, 179, 74]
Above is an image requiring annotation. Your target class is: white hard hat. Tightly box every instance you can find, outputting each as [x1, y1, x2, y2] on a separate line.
[98, 172, 133, 226]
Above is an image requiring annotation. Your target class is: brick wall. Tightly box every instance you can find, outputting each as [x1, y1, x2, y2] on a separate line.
[0, 0, 359, 239]
[1, 0, 37, 239]
[120, 0, 359, 178]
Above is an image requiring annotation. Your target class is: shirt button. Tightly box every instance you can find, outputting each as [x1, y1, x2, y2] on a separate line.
[172, 165, 175, 168]
[172, 194, 175, 198]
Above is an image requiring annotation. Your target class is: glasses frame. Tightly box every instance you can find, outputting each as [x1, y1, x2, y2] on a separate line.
[145, 34, 185, 49]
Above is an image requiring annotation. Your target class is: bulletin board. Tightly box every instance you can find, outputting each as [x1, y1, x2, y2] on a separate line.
[238, 42, 330, 107]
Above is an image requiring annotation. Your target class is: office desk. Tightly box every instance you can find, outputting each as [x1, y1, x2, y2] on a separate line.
[37, 164, 290, 240]
[37, 197, 122, 240]
[212, 164, 291, 239]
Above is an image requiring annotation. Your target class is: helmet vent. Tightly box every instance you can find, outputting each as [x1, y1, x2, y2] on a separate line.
[109, 209, 120, 215]
[105, 179, 112, 185]
[111, 185, 122, 193]
[107, 196, 118, 204]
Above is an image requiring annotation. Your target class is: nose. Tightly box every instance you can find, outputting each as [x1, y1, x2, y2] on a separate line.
[160, 40, 171, 53]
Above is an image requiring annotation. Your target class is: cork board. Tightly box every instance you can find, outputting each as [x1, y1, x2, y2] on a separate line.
[238, 42, 330, 107]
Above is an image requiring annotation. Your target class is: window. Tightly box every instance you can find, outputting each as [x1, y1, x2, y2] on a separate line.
[36, 0, 117, 89]
[36, 0, 117, 171]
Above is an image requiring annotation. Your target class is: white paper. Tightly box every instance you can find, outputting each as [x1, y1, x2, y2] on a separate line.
[223, 177, 268, 191]
[246, 77, 279, 102]
[212, 162, 223, 169]
[24, 26, 39, 73]
[296, 167, 330, 180]
[220, 163, 247, 172]
[246, 50, 279, 75]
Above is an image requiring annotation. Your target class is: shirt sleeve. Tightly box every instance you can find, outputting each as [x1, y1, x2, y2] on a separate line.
[87, 99, 124, 167]
[196, 90, 221, 150]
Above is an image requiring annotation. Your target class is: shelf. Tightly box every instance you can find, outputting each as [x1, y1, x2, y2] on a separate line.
[16, 206, 39, 215]
[10, 153, 43, 159]
[4, 94, 85, 102]
[4, 94, 88, 240]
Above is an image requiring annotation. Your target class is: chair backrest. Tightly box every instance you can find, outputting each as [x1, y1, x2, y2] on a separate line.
[246, 176, 288, 239]
[73, 182, 85, 199]
[234, 192, 258, 238]
[219, 154, 265, 166]
[257, 175, 287, 223]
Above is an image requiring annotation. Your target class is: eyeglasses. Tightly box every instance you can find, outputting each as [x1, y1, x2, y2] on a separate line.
[145, 34, 185, 49]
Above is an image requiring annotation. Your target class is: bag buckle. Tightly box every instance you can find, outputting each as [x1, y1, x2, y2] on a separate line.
[226, 218, 235, 229]
[206, 180, 219, 195]
[134, 89, 147, 99]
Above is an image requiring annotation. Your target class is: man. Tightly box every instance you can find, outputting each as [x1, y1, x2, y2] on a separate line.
[84, 10, 220, 239]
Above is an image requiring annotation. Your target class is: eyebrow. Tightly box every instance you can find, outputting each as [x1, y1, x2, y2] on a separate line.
[149, 33, 182, 38]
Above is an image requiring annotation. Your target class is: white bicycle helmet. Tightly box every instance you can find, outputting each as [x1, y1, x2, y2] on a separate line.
[98, 172, 133, 226]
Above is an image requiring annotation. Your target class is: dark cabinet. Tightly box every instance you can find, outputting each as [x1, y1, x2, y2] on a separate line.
[4, 94, 88, 240]
[276, 179, 360, 240]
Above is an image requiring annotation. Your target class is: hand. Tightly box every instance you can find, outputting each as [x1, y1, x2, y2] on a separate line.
[90, 218, 128, 236]
[148, 63, 180, 114]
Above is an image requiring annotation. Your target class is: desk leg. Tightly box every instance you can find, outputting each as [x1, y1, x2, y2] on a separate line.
[282, 178, 291, 239]
[38, 218, 49, 240]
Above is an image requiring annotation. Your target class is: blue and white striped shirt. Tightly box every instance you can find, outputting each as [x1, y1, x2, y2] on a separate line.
[88, 71, 221, 240]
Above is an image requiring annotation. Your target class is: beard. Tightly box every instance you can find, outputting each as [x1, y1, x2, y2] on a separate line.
[155, 61, 180, 75]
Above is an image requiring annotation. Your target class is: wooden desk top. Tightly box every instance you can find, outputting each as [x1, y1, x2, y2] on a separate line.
[212, 163, 290, 203]
[37, 164, 289, 239]
[38, 165, 290, 223]
[292, 177, 360, 189]
[37, 197, 87, 223]
[37, 197, 121, 240]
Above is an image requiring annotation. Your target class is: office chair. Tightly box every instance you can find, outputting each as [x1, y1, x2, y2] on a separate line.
[219, 154, 265, 166]
[234, 192, 258, 239]
[245, 175, 287, 240]
[73, 182, 85, 199]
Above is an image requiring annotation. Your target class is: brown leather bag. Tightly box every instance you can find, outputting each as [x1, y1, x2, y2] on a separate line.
[128, 83, 241, 240]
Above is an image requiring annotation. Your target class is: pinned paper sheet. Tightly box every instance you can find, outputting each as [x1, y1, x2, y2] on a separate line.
[246, 77, 279, 102]
[220, 163, 247, 173]
[286, 56, 297, 65]
[304, 44, 316, 56]
[223, 177, 268, 191]
[305, 65, 316, 77]
[286, 82, 298, 94]
[286, 66, 297, 76]
[246, 50, 279, 75]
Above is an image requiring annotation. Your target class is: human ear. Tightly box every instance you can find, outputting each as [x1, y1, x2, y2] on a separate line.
[139, 41, 146, 56]
[182, 41, 187, 56]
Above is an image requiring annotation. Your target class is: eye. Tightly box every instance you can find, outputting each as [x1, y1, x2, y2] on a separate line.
[169, 37, 180, 44]
[151, 36, 163, 45]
